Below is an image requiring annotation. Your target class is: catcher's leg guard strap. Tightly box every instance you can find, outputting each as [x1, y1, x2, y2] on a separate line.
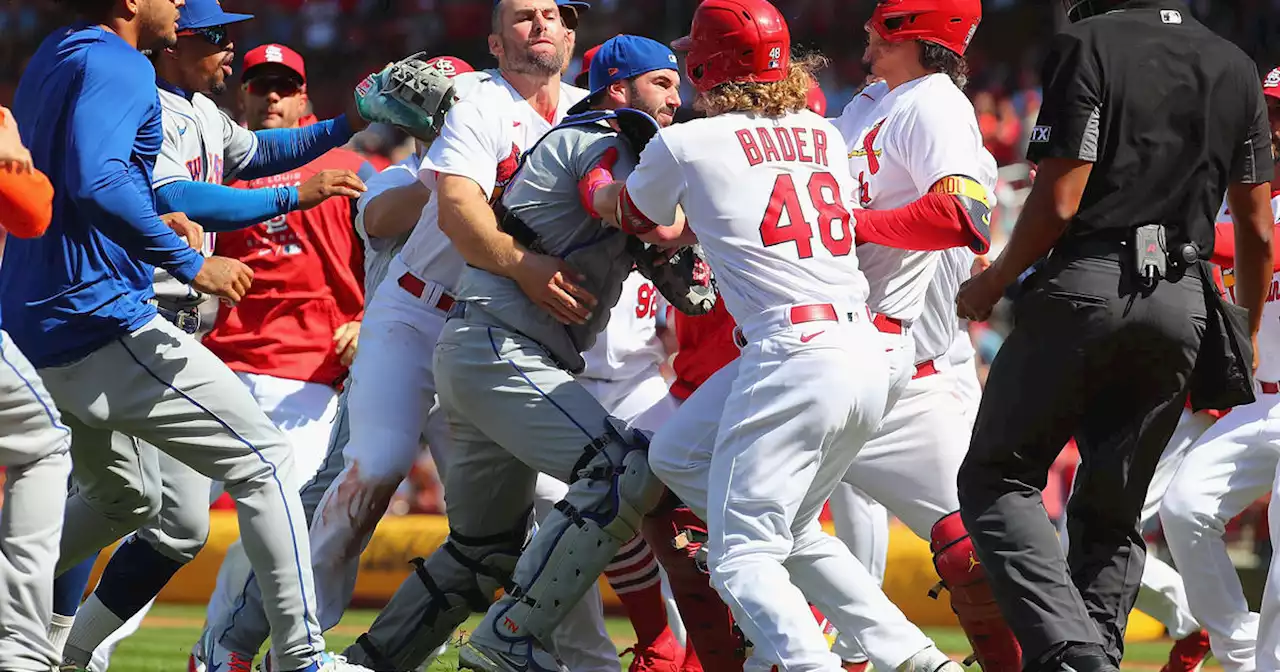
[930, 511, 1023, 672]
[480, 417, 666, 648]
[344, 514, 530, 671]
[642, 498, 746, 671]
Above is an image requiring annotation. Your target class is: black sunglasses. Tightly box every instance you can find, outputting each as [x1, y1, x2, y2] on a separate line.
[177, 25, 231, 48]
[245, 74, 303, 97]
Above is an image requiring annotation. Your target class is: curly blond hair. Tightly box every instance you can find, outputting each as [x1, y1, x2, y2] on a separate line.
[694, 53, 829, 118]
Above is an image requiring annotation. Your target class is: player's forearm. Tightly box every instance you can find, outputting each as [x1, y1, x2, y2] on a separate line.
[855, 193, 988, 252]
[596, 182, 689, 247]
[238, 116, 355, 181]
[0, 163, 53, 238]
[436, 175, 526, 277]
[1226, 182, 1276, 337]
[81, 161, 204, 283]
[363, 181, 431, 239]
[156, 181, 298, 232]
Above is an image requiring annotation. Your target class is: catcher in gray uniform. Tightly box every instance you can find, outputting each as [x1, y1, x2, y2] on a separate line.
[333, 35, 715, 672]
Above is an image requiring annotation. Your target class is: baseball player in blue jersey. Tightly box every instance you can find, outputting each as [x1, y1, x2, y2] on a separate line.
[7, 1, 374, 671]
[0, 109, 75, 672]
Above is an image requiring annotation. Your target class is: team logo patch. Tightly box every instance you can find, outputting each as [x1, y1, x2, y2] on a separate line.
[847, 118, 886, 176]
[1266, 69, 1280, 89]
[356, 74, 374, 97]
[430, 59, 457, 77]
[608, 67, 620, 77]
[264, 45, 285, 63]
[668, 54, 678, 64]
[1160, 9, 1182, 24]
[1030, 125, 1052, 143]
[963, 22, 978, 51]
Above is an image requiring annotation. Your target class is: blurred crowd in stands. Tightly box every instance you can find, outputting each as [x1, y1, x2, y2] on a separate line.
[2, 1, 1276, 547]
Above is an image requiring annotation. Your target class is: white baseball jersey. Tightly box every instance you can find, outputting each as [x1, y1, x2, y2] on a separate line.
[395, 70, 587, 291]
[354, 152, 421, 298]
[625, 110, 869, 319]
[1217, 191, 1280, 381]
[150, 82, 259, 305]
[914, 246, 976, 364]
[833, 74, 998, 322]
[579, 271, 668, 383]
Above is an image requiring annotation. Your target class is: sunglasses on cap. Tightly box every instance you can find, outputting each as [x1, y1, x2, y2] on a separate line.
[177, 25, 232, 48]
[245, 74, 303, 97]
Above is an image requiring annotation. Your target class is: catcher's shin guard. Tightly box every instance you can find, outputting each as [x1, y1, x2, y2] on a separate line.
[343, 514, 531, 671]
[642, 494, 746, 671]
[929, 511, 1022, 672]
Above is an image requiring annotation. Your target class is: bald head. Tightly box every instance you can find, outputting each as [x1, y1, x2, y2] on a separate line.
[488, 0, 567, 77]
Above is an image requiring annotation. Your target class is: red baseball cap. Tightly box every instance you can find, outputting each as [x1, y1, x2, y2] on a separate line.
[424, 56, 474, 78]
[243, 44, 306, 84]
[1265, 67, 1280, 101]
[575, 44, 603, 88]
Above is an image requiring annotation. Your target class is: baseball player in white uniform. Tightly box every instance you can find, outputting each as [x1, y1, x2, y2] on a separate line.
[0, 110, 75, 672]
[1158, 77, 1280, 672]
[610, 1, 986, 669]
[284, 5, 623, 671]
[824, 2, 1031, 670]
[180, 56, 477, 672]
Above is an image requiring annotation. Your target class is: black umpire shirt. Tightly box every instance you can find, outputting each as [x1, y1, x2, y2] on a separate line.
[1027, 0, 1274, 257]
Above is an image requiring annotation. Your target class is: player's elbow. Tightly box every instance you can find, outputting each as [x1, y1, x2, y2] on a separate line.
[0, 168, 53, 238]
[639, 224, 686, 247]
[364, 182, 431, 239]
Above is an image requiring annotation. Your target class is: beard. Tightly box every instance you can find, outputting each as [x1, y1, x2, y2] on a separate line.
[627, 83, 676, 126]
[210, 80, 227, 96]
[504, 37, 565, 77]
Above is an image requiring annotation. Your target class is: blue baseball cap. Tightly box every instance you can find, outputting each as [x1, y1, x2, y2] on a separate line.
[178, 0, 253, 30]
[568, 35, 678, 115]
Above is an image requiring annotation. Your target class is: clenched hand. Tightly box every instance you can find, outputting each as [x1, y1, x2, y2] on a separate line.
[334, 321, 361, 367]
[161, 212, 204, 252]
[191, 256, 253, 304]
[512, 253, 597, 325]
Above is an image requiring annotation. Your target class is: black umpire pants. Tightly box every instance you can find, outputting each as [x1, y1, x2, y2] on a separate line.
[957, 249, 1207, 669]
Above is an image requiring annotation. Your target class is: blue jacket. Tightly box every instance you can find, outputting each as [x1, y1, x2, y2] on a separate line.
[2, 25, 205, 368]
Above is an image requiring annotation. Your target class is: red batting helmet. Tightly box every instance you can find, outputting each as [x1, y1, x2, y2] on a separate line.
[671, 0, 791, 93]
[868, 0, 982, 57]
[806, 81, 827, 116]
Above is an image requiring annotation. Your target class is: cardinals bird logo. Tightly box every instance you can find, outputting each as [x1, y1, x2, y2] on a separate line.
[848, 118, 886, 175]
[490, 144, 523, 204]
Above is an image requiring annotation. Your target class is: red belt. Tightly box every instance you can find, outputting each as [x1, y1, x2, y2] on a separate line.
[913, 359, 939, 379]
[872, 313, 905, 335]
[734, 303, 843, 348]
[1262, 381, 1280, 395]
[398, 272, 456, 313]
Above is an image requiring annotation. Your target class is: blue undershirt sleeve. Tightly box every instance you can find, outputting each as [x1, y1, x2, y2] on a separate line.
[236, 115, 356, 181]
[155, 181, 299, 232]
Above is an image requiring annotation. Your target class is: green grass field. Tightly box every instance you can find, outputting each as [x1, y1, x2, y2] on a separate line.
[108, 604, 1222, 671]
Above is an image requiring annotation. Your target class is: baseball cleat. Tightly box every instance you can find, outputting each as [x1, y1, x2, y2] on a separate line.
[622, 626, 685, 671]
[206, 646, 255, 672]
[1160, 629, 1212, 672]
[458, 638, 569, 672]
[896, 646, 962, 672]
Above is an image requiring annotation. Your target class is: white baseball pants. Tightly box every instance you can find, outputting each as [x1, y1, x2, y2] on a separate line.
[0, 332, 73, 672]
[1161, 391, 1280, 672]
[649, 304, 932, 672]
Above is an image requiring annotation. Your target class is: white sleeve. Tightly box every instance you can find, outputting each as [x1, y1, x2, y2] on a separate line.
[893, 97, 997, 195]
[153, 109, 192, 189]
[622, 131, 685, 228]
[221, 110, 259, 179]
[354, 158, 421, 241]
[420, 99, 505, 197]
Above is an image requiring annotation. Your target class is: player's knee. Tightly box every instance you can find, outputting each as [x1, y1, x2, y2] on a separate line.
[579, 417, 667, 542]
[81, 481, 162, 527]
[1159, 489, 1225, 537]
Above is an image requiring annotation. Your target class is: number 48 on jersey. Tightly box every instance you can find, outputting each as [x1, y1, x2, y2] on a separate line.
[759, 171, 854, 259]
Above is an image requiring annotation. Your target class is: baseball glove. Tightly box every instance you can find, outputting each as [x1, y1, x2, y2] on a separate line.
[354, 52, 460, 141]
[627, 239, 717, 316]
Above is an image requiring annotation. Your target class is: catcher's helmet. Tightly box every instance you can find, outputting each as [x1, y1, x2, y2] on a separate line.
[867, 0, 982, 56]
[671, 0, 791, 93]
[1061, 0, 1123, 22]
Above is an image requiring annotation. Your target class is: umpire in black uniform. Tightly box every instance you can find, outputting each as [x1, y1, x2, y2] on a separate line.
[953, 1, 1276, 670]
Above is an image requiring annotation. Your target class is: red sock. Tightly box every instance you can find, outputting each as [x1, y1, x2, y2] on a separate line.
[605, 535, 670, 647]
